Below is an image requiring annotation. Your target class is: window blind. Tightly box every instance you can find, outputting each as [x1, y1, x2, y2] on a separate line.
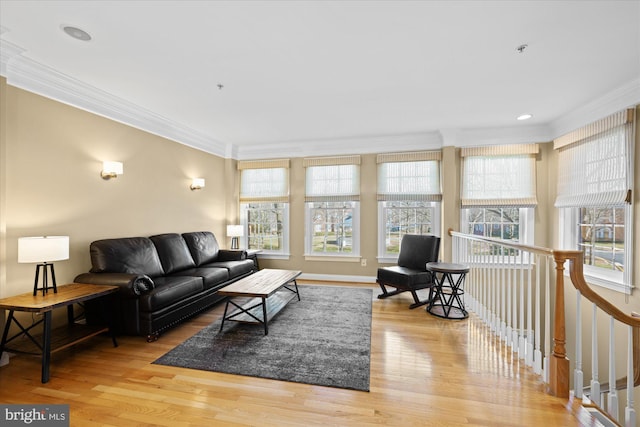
[238, 159, 290, 202]
[554, 109, 634, 208]
[461, 144, 539, 207]
[377, 151, 442, 201]
[304, 156, 360, 202]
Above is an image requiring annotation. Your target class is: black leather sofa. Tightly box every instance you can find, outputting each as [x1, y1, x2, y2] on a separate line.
[74, 231, 255, 341]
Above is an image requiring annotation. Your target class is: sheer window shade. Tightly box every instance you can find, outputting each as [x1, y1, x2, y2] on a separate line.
[461, 144, 539, 207]
[377, 151, 442, 201]
[554, 109, 634, 208]
[304, 156, 360, 202]
[239, 159, 289, 202]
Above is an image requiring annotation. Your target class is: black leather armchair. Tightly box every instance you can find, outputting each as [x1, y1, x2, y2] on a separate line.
[376, 234, 441, 309]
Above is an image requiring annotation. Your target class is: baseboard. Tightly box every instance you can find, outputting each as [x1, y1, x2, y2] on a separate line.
[299, 273, 377, 284]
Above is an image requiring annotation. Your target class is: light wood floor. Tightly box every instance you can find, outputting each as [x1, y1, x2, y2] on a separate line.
[0, 282, 592, 426]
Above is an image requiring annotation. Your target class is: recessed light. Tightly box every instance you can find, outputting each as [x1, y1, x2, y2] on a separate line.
[61, 25, 92, 41]
[517, 114, 533, 121]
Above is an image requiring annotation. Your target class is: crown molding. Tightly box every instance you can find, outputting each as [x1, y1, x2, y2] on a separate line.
[438, 124, 553, 147]
[0, 38, 25, 76]
[236, 132, 443, 160]
[550, 77, 640, 139]
[1, 46, 229, 157]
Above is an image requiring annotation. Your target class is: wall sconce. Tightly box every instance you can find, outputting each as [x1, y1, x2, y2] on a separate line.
[101, 161, 123, 180]
[18, 236, 70, 296]
[190, 178, 205, 191]
[226, 225, 244, 249]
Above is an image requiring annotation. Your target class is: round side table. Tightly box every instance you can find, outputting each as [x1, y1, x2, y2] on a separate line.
[426, 262, 470, 319]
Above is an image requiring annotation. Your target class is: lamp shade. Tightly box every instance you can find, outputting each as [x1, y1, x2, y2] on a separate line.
[226, 225, 244, 238]
[18, 236, 69, 263]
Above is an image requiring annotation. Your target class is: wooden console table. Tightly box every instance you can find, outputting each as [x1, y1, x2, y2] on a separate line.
[0, 283, 119, 383]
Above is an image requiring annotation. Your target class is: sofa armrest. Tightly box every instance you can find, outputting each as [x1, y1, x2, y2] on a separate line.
[74, 273, 155, 298]
[217, 249, 247, 261]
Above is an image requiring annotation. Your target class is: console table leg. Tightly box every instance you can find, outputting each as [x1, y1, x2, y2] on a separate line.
[42, 311, 52, 383]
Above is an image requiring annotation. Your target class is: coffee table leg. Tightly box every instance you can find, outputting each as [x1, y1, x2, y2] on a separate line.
[262, 297, 268, 335]
[220, 300, 230, 332]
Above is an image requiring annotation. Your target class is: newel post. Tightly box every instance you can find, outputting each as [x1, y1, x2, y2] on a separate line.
[549, 252, 570, 398]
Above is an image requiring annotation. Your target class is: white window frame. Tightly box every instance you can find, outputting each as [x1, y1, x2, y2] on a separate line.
[240, 202, 290, 260]
[377, 201, 441, 263]
[460, 206, 534, 265]
[304, 201, 360, 261]
[238, 159, 290, 260]
[560, 206, 631, 294]
[554, 109, 634, 294]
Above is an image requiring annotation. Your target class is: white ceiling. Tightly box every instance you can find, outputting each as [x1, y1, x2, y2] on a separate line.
[1, 0, 639, 159]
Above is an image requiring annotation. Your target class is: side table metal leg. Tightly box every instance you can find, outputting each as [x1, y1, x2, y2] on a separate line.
[0, 310, 14, 358]
[42, 311, 52, 383]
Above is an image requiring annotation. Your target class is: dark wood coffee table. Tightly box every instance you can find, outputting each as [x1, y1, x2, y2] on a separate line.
[218, 269, 301, 335]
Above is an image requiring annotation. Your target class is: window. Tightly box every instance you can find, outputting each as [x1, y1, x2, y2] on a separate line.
[242, 202, 288, 252]
[238, 159, 290, 258]
[304, 156, 360, 259]
[376, 151, 441, 260]
[555, 109, 634, 293]
[460, 144, 539, 258]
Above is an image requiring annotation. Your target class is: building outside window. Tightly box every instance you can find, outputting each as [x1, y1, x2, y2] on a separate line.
[555, 109, 634, 293]
[238, 159, 290, 258]
[376, 151, 441, 261]
[460, 144, 539, 258]
[304, 156, 360, 258]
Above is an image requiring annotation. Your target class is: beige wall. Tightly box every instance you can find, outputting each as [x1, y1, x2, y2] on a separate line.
[0, 77, 231, 302]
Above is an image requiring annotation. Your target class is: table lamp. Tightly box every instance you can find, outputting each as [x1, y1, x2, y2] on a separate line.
[18, 236, 70, 296]
[226, 225, 243, 250]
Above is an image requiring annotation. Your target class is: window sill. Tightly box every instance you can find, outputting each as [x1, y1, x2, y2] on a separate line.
[566, 271, 633, 295]
[304, 255, 360, 263]
[256, 253, 290, 260]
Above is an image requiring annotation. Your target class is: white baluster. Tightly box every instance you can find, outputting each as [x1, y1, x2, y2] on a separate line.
[574, 290, 583, 399]
[543, 256, 551, 384]
[608, 315, 619, 421]
[625, 324, 636, 427]
[526, 251, 534, 367]
[500, 254, 507, 340]
[590, 303, 601, 406]
[511, 253, 518, 351]
[506, 250, 513, 347]
[534, 254, 542, 375]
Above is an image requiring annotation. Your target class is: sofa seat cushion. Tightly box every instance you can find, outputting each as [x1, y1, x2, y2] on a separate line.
[377, 266, 433, 289]
[139, 276, 203, 312]
[202, 259, 254, 279]
[175, 267, 229, 290]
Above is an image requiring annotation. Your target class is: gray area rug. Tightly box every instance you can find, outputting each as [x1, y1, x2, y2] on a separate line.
[153, 285, 372, 391]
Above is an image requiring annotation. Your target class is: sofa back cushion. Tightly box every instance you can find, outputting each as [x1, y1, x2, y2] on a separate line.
[149, 233, 196, 274]
[182, 231, 220, 266]
[89, 237, 165, 277]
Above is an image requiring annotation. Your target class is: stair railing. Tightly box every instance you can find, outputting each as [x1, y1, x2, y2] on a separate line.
[450, 230, 640, 427]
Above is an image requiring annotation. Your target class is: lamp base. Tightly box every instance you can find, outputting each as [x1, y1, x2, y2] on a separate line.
[33, 263, 58, 296]
[231, 237, 239, 250]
